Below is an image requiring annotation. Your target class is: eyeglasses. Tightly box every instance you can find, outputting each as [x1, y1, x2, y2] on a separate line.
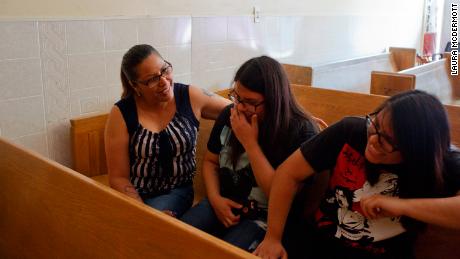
[228, 89, 264, 113]
[366, 112, 399, 153]
[135, 61, 173, 88]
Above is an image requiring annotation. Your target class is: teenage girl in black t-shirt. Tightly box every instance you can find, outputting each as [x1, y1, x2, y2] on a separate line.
[255, 90, 460, 259]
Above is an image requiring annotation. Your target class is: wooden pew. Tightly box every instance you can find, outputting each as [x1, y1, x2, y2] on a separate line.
[370, 54, 460, 105]
[69, 86, 460, 259]
[370, 71, 416, 97]
[282, 63, 312, 85]
[282, 47, 416, 93]
[0, 137, 256, 258]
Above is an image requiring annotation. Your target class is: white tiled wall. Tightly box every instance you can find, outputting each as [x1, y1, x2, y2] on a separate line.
[0, 14, 421, 168]
[0, 17, 192, 167]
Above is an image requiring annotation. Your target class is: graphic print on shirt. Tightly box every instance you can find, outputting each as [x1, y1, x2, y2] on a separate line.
[218, 126, 255, 202]
[217, 126, 268, 228]
[315, 143, 406, 252]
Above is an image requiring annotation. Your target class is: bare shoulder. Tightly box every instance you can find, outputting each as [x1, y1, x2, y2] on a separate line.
[188, 85, 216, 100]
[188, 85, 230, 120]
[187, 84, 217, 108]
[107, 105, 123, 123]
[106, 105, 127, 136]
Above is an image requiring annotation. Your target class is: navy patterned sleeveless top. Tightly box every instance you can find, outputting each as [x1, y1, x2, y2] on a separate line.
[115, 83, 199, 197]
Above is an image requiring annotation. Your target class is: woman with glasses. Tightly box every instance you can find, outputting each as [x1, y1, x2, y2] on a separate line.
[181, 56, 321, 251]
[254, 90, 460, 259]
[104, 44, 230, 217]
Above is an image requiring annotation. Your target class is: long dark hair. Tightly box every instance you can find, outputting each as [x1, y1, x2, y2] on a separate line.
[371, 90, 451, 230]
[120, 44, 161, 98]
[229, 56, 319, 168]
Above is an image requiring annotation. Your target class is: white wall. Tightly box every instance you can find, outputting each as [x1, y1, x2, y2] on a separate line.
[1, 0, 423, 17]
[0, 0, 425, 167]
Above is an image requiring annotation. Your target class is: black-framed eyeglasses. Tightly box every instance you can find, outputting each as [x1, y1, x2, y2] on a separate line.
[135, 60, 173, 88]
[228, 89, 264, 113]
[366, 112, 399, 153]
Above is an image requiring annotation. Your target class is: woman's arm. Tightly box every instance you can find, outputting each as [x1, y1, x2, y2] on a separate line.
[202, 150, 242, 227]
[188, 85, 231, 120]
[361, 193, 460, 229]
[254, 149, 315, 258]
[104, 106, 142, 202]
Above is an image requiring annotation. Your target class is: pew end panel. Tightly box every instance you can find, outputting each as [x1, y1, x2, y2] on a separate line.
[370, 71, 415, 96]
[389, 47, 416, 71]
[70, 113, 108, 178]
[282, 63, 313, 86]
[445, 104, 460, 147]
[445, 53, 460, 99]
[0, 138, 256, 259]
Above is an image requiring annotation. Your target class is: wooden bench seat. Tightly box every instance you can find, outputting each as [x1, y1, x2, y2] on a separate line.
[282, 47, 416, 93]
[370, 54, 460, 105]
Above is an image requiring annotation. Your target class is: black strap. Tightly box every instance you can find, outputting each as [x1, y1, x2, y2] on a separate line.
[115, 95, 139, 137]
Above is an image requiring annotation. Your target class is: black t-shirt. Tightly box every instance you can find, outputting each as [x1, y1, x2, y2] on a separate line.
[207, 105, 318, 213]
[300, 116, 460, 257]
[442, 147, 460, 196]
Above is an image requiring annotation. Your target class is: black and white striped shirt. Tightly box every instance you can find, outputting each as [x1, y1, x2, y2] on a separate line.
[116, 83, 199, 197]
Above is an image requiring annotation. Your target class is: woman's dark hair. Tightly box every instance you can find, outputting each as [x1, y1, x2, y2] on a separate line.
[120, 44, 161, 98]
[371, 90, 451, 230]
[229, 56, 320, 168]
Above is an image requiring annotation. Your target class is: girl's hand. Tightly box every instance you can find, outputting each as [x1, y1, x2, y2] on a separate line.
[312, 116, 328, 130]
[253, 237, 287, 259]
[360, 194, 405, 219]
[209, 195, 242, 227]
[230, 107, 258, 149]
